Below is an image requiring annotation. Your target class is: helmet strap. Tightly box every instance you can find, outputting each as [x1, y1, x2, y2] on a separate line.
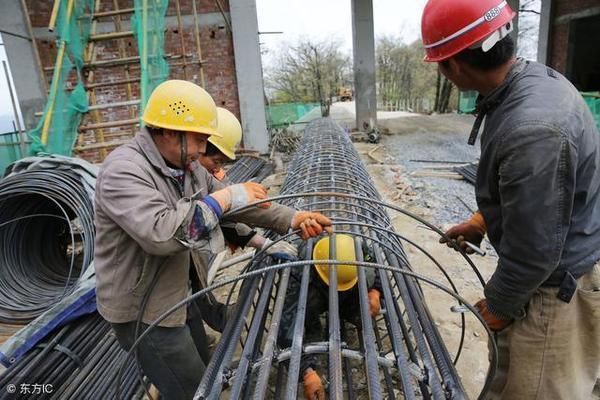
[180, 133, 187, 187]
[469, 21, 513, 52]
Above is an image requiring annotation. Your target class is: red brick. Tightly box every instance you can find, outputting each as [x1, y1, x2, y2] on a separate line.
[26, 0, 239, 163]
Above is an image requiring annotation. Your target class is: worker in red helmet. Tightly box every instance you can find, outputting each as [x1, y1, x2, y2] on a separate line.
[421, 1, 600, 399]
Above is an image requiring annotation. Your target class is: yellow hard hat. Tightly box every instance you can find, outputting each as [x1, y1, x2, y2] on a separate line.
[209, 107, 242, 160]
[141, 80, 221, 137]
[312, 234, 358, 291]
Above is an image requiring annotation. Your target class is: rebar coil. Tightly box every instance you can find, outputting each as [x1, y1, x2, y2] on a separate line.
[0, 157, 96, 323]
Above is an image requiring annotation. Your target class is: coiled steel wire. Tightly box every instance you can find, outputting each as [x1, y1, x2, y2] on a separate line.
[0, 157, 96, 323]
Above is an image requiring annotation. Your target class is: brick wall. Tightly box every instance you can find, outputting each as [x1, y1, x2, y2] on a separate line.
[549, 0, 599, 75]
[26, 0, 239, 164]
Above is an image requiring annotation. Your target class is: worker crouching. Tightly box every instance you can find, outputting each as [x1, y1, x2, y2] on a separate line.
[278, 234, 382, 400]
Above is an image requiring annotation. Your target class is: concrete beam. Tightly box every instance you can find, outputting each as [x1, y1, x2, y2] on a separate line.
[351, 0, 377, 132]
[507, 0, 520, 49]
[537, 0, 552, 64]
[554, 6, 600, 25]
[1, 0, 46, 131]
[229, 0, 269, 153]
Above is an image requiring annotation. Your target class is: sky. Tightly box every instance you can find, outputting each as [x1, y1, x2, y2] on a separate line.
[257, 0, 540, 68]
[256, 0, 429, 68]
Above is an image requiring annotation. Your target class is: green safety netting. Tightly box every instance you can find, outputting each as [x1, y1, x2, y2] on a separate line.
[0, 132, 27, 175]
[28, 0, 94, 157]
[267, 102, 321, 128]
[458, 90, 478, 114]
[582, 92, 600, 132]
[132, 0, 170, 114]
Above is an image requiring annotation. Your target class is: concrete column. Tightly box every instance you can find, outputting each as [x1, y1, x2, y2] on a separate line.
[507, 0, 520, 49]
[351, 0, 377, 132]
[0, 0, 46, 131]
[230, 0, 269, 153]
[537, 0, 552, 64]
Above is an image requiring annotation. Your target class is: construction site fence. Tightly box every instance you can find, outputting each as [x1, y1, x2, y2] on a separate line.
[582, 92, 600, 131]
[458, 90, 477, 114]
[377, 98, 432, 113]
[0, 131, 28, 174]
[266, 102, 320, 128]
[459, 91, 600, 131]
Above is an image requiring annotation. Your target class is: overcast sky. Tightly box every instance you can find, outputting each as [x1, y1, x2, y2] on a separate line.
[257, 0, 540, 67]
[257, 0, 429, 67]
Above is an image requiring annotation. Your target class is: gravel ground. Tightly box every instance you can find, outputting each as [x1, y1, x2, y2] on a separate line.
[378, 114, 481, 225]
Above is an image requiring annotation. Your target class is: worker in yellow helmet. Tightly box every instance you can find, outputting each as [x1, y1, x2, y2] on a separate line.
[94, 80, 333, 399]
[198, 107, 298, 258]
[192, 107, 298, 335]
[277, 234, 382, 400]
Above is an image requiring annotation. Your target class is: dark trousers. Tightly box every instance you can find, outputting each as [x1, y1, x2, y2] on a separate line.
[278, 267, 362, 375]
[111, 302, 210, 400]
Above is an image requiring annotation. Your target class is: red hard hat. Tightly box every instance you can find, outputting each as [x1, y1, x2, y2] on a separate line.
[421, 0, 516, 62]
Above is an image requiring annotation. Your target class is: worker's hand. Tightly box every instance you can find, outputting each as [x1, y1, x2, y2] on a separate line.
[303, 368, 325, 400]
[291, 211, 333, 240]
[213, 168, 226, 181]
[439, 211, 486, 254]
[368, 289, 381, 317]
[209, 182, 271, 212]
[227, 242, 239, 254]
[262, 238, 298, 258]
[474, 298, 512, 332]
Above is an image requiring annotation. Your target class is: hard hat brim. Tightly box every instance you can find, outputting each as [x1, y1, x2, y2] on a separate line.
[208, 138, 236, 160]
[142, 117, 223, 138]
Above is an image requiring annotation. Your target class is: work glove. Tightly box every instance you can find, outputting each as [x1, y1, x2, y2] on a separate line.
[208, 182, 271, 212]
[439, 211, 486, 254]
[368, 289, 381, 317]
[213, 168, 226, 181]
[290, 211, 333, 240]
[474, 298, 512, 332]
[303, 368, 325, 400]
[262, 238, 298, 258]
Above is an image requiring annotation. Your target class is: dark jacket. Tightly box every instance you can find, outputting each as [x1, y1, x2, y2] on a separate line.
[474, 59, 600, 319]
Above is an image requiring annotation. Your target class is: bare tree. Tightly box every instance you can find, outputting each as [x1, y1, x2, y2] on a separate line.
[265, 39, 351, 115]
[376, 36, 442, 112]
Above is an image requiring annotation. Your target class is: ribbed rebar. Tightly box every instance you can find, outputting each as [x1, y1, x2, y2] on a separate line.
[0, 313, 142, 400]
[193, 118, 480, 399]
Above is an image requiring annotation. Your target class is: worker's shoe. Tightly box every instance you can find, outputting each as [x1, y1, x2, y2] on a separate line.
[303, 368, 325, 400]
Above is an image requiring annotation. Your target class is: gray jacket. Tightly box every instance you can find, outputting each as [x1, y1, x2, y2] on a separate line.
[473, 59, 600, 319]
[94, 128, 295, 326]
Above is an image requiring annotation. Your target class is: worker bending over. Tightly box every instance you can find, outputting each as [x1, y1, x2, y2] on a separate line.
[94, 80, 332, 400]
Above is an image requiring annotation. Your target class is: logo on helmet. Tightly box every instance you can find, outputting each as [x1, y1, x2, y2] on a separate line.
[484, 6, 501, 22]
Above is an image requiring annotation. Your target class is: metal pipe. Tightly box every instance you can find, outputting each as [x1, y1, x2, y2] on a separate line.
[41, 0, 75, 146]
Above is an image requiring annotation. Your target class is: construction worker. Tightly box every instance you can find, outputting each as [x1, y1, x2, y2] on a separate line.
[94, 79, 332, 400]
[278, 234, 382, 400]
[421, 1, 600, 398]
[192, 107, 298, 334]
[200, 107, 298, 258]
